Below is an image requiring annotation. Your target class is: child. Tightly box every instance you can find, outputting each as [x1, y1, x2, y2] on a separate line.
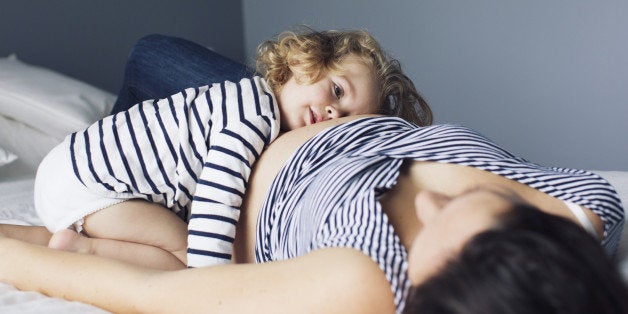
[37, 28, 433, 269]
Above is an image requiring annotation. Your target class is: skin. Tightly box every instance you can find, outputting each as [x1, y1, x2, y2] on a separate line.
[379, 159, 605, 286]
[0, 115, 605, 313]
[277, 55, 381, 131]
[49, 200, 189, 270]
[406, 187, 517, 284]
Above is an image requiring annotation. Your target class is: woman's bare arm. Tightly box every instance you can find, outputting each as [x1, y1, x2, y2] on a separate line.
[0, 237, 394, 313]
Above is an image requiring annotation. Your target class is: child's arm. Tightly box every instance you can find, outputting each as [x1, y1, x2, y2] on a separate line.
[187, 77, 280, 267]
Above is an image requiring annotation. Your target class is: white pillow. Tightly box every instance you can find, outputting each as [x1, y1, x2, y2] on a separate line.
[0, 54, 115, 139]
[0, 114, 61, 176]
[0, 145, 17, 167]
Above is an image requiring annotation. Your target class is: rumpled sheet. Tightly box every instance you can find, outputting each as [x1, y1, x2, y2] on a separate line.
[0, 178, 109, 313]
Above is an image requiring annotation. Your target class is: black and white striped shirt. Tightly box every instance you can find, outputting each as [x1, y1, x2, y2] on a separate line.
[255, 116, 624, 313]
[69, 77, 280, 267]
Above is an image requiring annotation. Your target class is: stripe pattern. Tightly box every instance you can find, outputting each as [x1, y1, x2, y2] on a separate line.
[69, 77, 279, 267]
[255, 116, 624, 313]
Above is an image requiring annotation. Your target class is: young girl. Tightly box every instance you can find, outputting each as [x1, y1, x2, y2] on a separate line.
[36, 28, 433, 269]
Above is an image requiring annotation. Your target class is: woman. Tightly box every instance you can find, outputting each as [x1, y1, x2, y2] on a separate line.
[1, 114, 626, 313]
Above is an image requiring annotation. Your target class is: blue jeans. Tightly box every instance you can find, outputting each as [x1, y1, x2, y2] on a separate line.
[111, 34, 253, 114]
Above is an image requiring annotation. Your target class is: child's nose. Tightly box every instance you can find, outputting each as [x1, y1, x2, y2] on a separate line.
[324, 105, 341, 120]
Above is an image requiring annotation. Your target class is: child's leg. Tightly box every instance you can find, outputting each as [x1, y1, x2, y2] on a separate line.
[0, 224, 51, 246]
[49, 200, 188, 270]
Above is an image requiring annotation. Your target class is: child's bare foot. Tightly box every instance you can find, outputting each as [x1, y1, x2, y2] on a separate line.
[48, 229, 92, 254]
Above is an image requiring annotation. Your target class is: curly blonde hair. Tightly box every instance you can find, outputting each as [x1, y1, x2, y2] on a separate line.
[255, 27, 433, 126]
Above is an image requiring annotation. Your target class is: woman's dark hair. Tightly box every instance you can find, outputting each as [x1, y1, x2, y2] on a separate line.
[404, 203, 628, 314]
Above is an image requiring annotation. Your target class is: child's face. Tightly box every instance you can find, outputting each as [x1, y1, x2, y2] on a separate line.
[277, 55, 380, 131]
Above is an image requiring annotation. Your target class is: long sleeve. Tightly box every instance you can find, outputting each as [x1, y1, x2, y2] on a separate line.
[186, 77, 279, 267]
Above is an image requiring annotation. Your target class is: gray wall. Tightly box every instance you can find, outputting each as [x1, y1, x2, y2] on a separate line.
[1, 1, 625, 170]
[243, 0, 628, 171]
[0, 0, 245, 94]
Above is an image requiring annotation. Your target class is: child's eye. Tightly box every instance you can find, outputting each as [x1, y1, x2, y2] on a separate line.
[333, 83, 343, 99]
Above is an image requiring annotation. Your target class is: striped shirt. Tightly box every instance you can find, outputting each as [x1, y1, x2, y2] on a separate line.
[255, 116, 624, 313]
[69, 77, 280, 267]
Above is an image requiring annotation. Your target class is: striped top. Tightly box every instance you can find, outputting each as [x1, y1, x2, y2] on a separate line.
[255, 116, 624, 313]
[68, 77, 280, 267]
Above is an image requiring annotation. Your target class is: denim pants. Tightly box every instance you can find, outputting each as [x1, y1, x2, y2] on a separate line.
[111, 34, 253, 114]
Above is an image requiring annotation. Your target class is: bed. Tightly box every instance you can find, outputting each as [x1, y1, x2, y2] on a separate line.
[1, 54, 627, 313]
[0, 55, 113, 313]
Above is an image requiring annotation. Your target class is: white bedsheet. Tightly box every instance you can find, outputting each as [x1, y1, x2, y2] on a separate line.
[0, 178, 40, 225]
[0, 179, 109, 313]
[0, 282, 108, 314]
